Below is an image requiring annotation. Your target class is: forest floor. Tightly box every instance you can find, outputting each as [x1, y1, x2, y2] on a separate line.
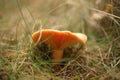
[0, 0, 120, 80]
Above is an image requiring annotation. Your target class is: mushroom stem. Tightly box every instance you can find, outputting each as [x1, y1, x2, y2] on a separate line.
[52, 50, 64, 63]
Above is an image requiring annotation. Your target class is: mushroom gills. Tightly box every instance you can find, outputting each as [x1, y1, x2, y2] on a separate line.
[63, 42, 84, 63]
[33, 42, 52, 61]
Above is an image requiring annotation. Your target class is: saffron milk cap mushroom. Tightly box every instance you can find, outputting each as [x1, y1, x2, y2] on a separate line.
[32, 29, 87, 63]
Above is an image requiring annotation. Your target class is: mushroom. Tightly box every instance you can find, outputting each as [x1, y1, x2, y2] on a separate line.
[32, 29, 87, 64]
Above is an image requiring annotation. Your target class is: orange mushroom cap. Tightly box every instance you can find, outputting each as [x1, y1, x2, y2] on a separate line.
[32, 29, 87, 49]
[32, 29, 87, 61]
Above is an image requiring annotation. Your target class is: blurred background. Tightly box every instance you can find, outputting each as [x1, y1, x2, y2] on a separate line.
[0, 0, 120, 51]
[0, 0, 119, 38]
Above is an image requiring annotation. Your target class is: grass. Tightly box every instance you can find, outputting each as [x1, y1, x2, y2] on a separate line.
[0, 0, 120, 80]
